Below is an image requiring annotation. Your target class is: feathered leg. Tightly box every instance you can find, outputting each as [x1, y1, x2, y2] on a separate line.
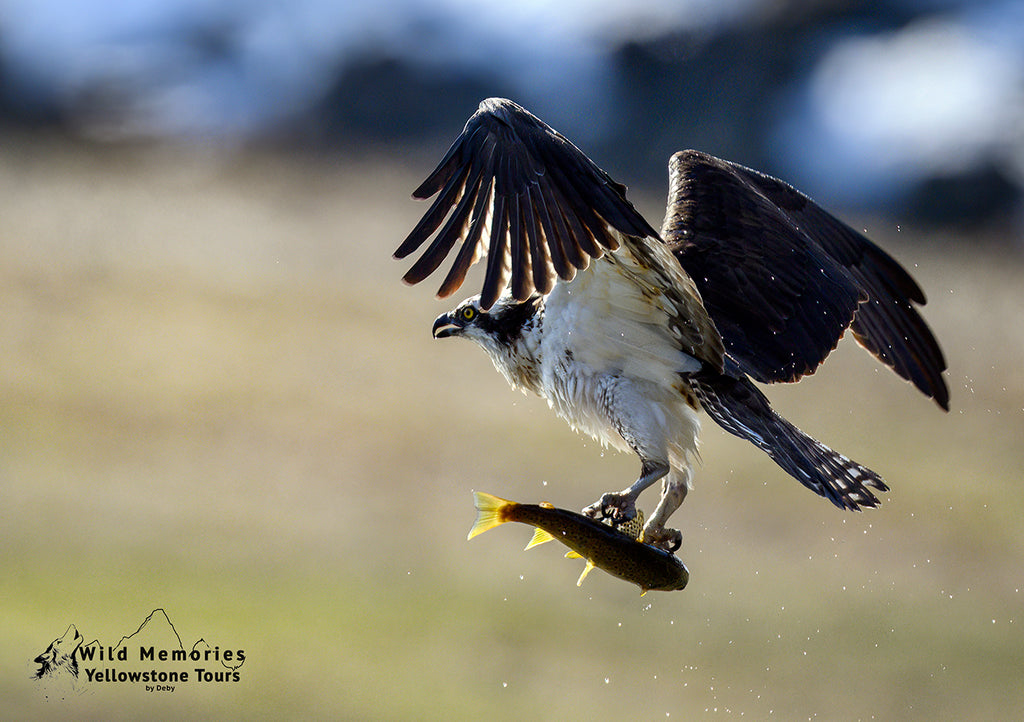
[642, 467, 691, 551]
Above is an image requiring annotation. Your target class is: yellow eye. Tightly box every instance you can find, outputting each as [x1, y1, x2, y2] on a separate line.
[460, 306, 477, 322]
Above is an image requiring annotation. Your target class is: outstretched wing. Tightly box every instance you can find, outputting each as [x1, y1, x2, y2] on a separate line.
[395, 97, 659, 309]
[663, 150, 949, 410]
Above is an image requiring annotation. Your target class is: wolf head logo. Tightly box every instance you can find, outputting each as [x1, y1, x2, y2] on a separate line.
[34, 626, 84, 680]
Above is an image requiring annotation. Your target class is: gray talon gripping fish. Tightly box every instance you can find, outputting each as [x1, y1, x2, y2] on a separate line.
[468, 492, 688, 594]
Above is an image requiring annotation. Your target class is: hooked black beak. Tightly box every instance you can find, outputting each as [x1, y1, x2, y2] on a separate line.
[432, 313, 460, 339]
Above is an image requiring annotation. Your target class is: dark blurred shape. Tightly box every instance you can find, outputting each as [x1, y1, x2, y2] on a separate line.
[593, 1, 1023, 231]
[0, 33, 65, 129]
[602, 26, 802, 184]
[597, 0, 923, 187]
[309, 55, 515, 148]
[905, 162, 1022, 230]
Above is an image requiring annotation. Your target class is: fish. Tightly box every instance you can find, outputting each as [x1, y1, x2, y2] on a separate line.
[468, 491, 689, 594]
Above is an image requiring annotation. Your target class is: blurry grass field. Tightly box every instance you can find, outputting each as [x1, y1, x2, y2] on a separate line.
[2, 135, 1023, 720]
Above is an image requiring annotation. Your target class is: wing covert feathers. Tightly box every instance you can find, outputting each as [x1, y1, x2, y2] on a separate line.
[615, 235, 725, 373]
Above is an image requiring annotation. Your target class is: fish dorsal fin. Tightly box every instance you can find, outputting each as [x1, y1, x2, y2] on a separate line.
[564, 550, 583, 559]
[524, 528, 556, 550]
[576, 560, 596, 587]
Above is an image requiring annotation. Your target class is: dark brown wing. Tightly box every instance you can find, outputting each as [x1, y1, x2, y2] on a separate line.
[395, 97, 659, 309]
[664, 150, 948, 410]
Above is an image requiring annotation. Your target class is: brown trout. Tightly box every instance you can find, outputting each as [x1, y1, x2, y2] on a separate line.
[468, 492, 688, 594]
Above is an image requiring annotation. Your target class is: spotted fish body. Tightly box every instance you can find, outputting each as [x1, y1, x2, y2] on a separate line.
[468, 492, 688, 593]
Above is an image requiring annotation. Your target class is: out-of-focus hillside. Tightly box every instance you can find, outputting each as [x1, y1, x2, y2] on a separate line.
[2, 136, 1023, 720]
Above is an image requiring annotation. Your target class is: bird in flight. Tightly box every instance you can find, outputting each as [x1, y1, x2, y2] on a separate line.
[396, 97, 948, 551]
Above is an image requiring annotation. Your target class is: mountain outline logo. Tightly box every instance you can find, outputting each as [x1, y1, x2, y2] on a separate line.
[32, 608, 245, 695]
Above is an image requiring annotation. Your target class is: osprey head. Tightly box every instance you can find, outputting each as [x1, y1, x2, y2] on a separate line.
[432, 295, 544, 390]
[433, 295, 540, 344]
[432, 296, 485, 340]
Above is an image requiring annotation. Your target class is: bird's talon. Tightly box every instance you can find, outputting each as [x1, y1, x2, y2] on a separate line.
[583, 493, 637, 523]
[665, 532, 682, 553]
[643, 525, 683, 553]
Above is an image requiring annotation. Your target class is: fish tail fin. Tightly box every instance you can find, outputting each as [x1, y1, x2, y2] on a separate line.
[468, 492, 515, 540]
[524, 528, 556, 550]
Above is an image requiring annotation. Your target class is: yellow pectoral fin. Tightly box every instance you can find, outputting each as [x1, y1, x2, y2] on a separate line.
[576, 560, 596, 587]
[524, 528, 556, 550]
[564, 550, 583, 559]
[468, 492, 513, 540]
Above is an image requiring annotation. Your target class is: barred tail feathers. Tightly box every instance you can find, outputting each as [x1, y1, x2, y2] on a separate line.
[693, 373, 889, 510]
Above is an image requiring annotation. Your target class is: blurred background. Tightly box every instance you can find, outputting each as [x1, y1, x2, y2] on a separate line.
[3, 0, 1023, 719]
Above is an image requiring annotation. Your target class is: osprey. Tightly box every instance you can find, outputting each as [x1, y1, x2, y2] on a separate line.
[396, 98, 948, 551]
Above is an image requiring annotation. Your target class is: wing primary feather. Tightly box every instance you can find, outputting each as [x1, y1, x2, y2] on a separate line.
[401, 157, 486, 285]
[842, 251, 947, 407]
[544, 180, 587, 272]
[395, 158, 472, 260]
[852, 298, 949, 409]
[507, 192, 533, 301]
[852, 309, 912, 376]
[410, 123, 483, 200]
[559, 185, 601, 262]
[481, 190, 510, 309]
[523, 185, 553, 294]
[591, 178, 655, 239]
[532, 175, 571, 280]
[437, 177, 494, 299]
[543, 157, 611, 257]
